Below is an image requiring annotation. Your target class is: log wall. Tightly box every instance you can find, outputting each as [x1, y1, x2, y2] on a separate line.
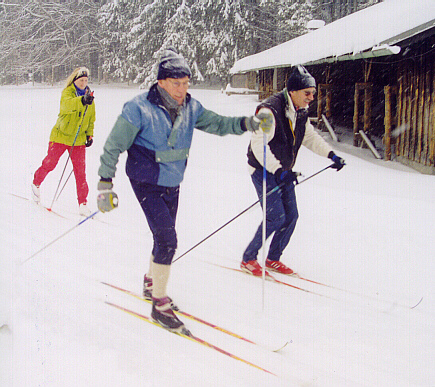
[396, 55, 435, 171]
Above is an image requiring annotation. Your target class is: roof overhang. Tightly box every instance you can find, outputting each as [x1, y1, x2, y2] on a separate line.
[304, 44, 401, 66]
[230, 0, 435, 75]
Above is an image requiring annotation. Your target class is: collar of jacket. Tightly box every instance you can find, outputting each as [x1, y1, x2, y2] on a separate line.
[147, 82, 191, 106]
[73, 83, 88, 97]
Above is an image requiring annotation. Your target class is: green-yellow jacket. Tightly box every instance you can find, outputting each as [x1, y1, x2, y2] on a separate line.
[49, 84, 96, 146]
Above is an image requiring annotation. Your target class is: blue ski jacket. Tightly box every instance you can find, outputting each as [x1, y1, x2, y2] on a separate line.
[99, 83, 247, 187]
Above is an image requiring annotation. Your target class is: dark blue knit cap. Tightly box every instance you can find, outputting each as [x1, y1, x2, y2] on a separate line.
[287, 65, 316, 91]
[157, 48, 192, 80]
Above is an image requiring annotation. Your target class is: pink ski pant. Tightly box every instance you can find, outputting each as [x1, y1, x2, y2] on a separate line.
[33, 142, 88, 205]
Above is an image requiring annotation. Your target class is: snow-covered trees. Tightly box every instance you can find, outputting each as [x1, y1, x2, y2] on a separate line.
[0, 0, 101, 84]
[192, 0, 254, 83]
[99, 0, 198, 87]
[311, 0, 382, 24]
[98, 0, 138, 82]
[98, 0, 312, 86]
[0, 0, 381, 86]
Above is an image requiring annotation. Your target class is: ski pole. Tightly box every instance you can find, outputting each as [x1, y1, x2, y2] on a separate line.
[295, 164, 332, 186]
[173, 164, 334, 263]
[50, 103, 89, 209]
[261, 131, 267, 309]
[22, 210, 99, 264]
[54, 169, 74, 202]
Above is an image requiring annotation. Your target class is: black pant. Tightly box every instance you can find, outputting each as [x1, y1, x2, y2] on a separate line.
[130, 179, 180, 265]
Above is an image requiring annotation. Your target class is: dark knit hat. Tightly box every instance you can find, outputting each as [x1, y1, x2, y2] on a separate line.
[286, 65, 316, 92]
[73, 67, 90, 82]
[157, 48, 192, 80]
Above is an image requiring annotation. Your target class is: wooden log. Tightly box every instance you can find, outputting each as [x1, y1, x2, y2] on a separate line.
[326, 85, 332, 119]
[403, 70, 411, 159]
[416, 65, 425, 163]
[396, 70, 403, 156]
[410, 66, 419, 161]
[429, 72, 435, 165]
[422, 66, 430, 165]
[359, 130, 382, 159]
[363, 83, 373, 137]
[404, 69, 412, 158]
[353, 86, 360, 146]
[353, 83, 372, 149]
[317, 85, 323, 126]
[322, 114, 338, 142]
[384, 86, 393, 161]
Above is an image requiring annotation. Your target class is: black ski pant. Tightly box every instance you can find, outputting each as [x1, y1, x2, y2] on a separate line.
[130, 179, 179, 265]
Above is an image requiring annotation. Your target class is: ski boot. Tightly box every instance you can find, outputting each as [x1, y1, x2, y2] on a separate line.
[265, 259, 294, 275]
[143, 275, 179, 311]
[151, 296, 190, 336]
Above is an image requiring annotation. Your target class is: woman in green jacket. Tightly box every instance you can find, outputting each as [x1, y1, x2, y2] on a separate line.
[32, 67, 96, 216]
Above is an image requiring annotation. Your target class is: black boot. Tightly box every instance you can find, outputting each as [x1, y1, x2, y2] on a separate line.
[151, 297, 189, 335]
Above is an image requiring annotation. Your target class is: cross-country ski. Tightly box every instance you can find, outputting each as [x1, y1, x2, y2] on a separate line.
[105, 301, 276, 376]
[101, 281, 289, 352]
[9, 192, 67, 219]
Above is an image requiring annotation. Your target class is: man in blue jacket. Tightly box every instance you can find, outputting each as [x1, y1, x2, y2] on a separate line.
[97, 48, 271, 334]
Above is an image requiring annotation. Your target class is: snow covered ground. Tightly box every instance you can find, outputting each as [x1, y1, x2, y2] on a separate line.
[0, 84, 434, 386]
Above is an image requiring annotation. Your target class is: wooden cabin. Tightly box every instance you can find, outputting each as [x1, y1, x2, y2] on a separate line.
[230, 0, 435, 174]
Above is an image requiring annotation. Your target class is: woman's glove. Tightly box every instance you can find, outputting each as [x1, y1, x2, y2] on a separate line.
[81, 90, 94, 106]
[85, 136, 93, 147]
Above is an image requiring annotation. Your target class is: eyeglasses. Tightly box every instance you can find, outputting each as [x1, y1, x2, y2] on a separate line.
[167, 79, 190, 89]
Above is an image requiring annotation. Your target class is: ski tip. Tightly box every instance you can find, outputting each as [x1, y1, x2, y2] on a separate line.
[410, 296, 423, 309]
[0, 324, 10, 331]
[272, 341, 290, 352]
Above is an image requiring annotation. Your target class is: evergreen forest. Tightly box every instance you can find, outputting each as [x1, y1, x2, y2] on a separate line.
[0, 0, 380, 86]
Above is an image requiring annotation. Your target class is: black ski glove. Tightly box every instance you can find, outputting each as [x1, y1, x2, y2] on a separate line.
[274, 169, 301, 185]
[85, 135, 93, 147]
[328, 152, 346, 171]
[81, 90, 94, 106]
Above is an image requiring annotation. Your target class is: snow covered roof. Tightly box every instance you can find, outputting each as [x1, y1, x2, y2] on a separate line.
[230, 0, 435, 74]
